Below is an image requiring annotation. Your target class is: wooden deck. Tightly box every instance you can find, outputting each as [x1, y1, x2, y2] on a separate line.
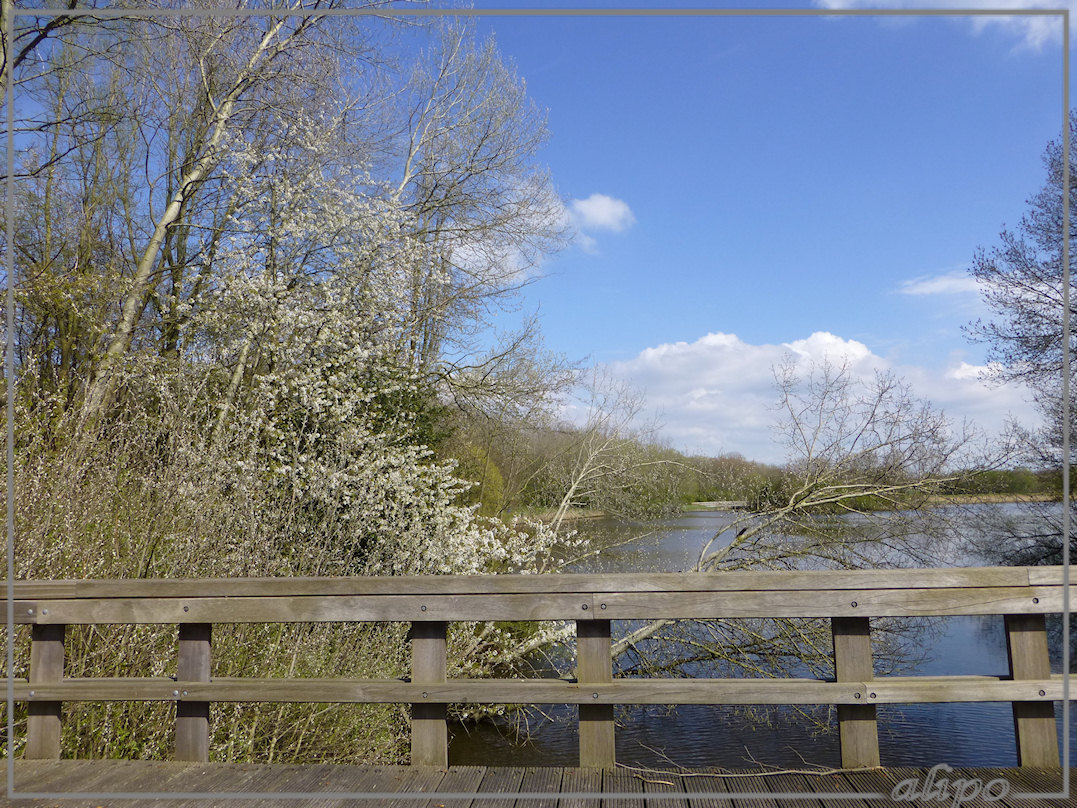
[0, 761, 1071, 807]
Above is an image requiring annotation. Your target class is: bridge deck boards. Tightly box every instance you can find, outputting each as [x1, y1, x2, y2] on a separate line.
[0, 761, 1071, 807]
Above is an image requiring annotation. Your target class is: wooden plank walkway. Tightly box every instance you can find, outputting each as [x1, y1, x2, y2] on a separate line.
[0, 762, 1071, 806]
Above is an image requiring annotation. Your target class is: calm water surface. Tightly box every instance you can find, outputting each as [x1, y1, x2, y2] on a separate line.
[450, 507, 1075, 768]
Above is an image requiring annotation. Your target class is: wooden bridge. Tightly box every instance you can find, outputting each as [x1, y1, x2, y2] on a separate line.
[3, 566, 1073, 804]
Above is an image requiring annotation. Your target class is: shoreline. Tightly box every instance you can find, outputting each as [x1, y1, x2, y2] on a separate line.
[923, 492, 1060, 505]
[519, 493, 1060, 524]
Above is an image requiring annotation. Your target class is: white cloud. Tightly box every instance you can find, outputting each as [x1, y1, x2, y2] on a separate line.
[569, 193, 636, 233]
[570, 193, 636, 232]
[604, 330, 1038, 465]
[783, 331, 877, 366]
[946, 361, 983, 381]
[899, 271, 981, 296]
[815, 0, 1073, 51]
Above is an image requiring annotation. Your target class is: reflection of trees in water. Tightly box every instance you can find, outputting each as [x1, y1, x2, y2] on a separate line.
[476, 503, 1031, 752]
[613, 616, 932, 680]
[959, 501, 1076, 671]
[571, 510, 953, 691]
[961, 500, 1071, 566]
[455, 506, 1033, 763]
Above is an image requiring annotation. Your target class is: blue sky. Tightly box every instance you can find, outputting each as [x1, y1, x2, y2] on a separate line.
[459, 2, 1067, 462]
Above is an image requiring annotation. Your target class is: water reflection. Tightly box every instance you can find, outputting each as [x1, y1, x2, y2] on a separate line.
[449, 505, 1076, 767]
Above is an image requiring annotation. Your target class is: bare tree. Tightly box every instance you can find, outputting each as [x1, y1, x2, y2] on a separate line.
[611, 360, 1008, 669]
[8, 8, 572, 441]
[79, 2, 356, 428]
[967, 111, 1075, 400]
[508, 371, 685, 532]
[964, 111, 1074, 566]
[387, 22, 571, 386]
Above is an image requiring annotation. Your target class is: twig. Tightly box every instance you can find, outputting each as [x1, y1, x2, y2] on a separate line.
[614, 762, 882, 779]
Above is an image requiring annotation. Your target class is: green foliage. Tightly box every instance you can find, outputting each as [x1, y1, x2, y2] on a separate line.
[451, 442, 507, 517]
[680, 453, 784, 505]
[362, 368, 454, 451]
[937, 467, 1060, 497]
[744, 468, 798, 512]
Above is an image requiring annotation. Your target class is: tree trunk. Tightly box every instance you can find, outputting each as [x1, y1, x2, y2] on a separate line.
[80, 12, 296, 429]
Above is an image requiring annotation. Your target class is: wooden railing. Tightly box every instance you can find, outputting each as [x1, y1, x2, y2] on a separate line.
[5, 566, 1068, 769]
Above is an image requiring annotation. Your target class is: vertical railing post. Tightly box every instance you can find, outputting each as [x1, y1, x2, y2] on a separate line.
[831, 616, 880, 768]
[410, 621, 448, 767]
[1005, 613, 1060, 766]
[577, 618, 615, 769]
[26, 624, 65, 759]
[175, 623, 212, 762]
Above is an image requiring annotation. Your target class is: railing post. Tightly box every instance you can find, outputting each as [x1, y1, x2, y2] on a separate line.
[1005, 613, 1060, 766]
[26, 624, 65, 759]
[175, 623, 212, 762]
[831, 616, 880, 768]
[577, 618, 615, 769]
[410, 621, 448, 767]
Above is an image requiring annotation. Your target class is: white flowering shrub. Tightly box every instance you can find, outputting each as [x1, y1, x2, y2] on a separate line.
[7, 113, 585, 763]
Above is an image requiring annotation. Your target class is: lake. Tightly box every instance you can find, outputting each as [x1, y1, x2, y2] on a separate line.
[449, 505, 1076, 768]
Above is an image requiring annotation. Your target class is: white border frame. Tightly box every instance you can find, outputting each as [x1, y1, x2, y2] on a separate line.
[3, 3, 1069, 801]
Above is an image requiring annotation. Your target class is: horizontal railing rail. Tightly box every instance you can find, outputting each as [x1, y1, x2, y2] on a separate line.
[6, 566, 1068, 770]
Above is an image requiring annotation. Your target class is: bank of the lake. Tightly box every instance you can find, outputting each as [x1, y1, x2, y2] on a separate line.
[449, 505, 1075, 769]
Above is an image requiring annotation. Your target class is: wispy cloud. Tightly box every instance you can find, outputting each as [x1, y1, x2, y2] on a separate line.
[814, 0, 1073, 52]
[899, 270, 980, 296]
[604, 330, 1035, 464]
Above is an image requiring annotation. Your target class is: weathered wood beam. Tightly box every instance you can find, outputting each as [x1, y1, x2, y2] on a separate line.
[25, 624, 64, 759]
[23, 584, 1062, 625]
[577, 619, 615, 769]
[410, 621, 447, 768]
[12, 674, 1064, 705]
[8, 565, 1041, 599]
[175, 623, 211, 762]
[832, 616, 879, 768]
[1005, 613, 1060, 767]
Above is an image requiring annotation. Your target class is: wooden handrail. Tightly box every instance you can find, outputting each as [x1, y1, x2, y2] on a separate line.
[10, 566, 1067, 769]
[3, 564, 1058, 598]
[8, 673, 1067, 704]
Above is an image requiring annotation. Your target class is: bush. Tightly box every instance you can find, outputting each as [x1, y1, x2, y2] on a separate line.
[6, 355, 583, 762]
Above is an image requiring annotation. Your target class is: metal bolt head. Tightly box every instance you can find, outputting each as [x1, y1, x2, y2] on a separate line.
[581, 603, 589, 610]
[1040, 690, 1047, 697]
[869, 692, 876, 699]
[182, 690, 188, 697]
[420, 605, 427, 612]
[850, 601, 858, 608]
[1033, 597, 1040, 604]
[600, 603, 607, 610]
[854, 692, 862, 699]
[183, 605, 190, 612]
[26, 608, 32, 616]
[173, 690, 180, 697]
[592, 693, 599, 699]
[28, 690, 34, 698]
[422, 692, 429, 699]
[40, 609, 47, 616]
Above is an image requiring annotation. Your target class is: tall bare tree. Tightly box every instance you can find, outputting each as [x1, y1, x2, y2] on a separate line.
[388, 22, 570, 384]
[79, 1, 355, 428]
